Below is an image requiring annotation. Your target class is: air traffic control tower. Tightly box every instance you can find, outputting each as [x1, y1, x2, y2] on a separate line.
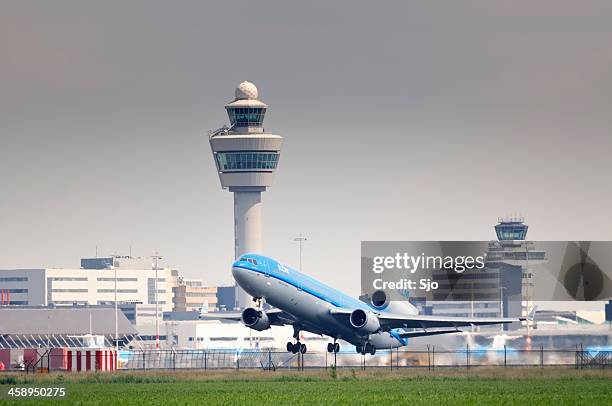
[209, 81, 283, 309]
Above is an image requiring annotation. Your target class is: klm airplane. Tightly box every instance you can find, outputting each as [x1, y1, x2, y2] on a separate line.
[203, 254, 533, 355]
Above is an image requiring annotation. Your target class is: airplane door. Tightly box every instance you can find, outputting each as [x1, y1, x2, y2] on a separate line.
[262, 260, 270, 277]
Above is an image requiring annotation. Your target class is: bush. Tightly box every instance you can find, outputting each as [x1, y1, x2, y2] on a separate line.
[0, 376, 17, 385]
[328, 364, 337, 380]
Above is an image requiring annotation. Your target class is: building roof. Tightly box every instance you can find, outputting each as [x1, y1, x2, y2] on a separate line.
[0, 307, 136, 335]
[163, 311, 200, 321]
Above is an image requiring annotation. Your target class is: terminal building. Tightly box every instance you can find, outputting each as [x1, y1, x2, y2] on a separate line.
[172, 278, 218, 313]
[0, 255, 235, 322]
[0, 256, 173, 312]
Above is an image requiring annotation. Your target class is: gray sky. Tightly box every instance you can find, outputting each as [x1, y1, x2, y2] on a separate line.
[1, 1, 612, 304]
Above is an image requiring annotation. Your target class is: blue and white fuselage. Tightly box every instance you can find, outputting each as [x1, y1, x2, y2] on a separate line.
[232, 254, 410, 350]
[214, 253, 526, 354]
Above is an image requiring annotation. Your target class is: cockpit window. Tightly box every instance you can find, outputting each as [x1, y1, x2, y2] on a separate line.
[242, 257, 258, 265]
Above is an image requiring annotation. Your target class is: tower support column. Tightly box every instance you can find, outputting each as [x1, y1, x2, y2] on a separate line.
[232, 188, 264, 307]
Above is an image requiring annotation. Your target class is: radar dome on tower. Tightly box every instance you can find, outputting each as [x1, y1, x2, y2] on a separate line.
[235, 81, 259, 100]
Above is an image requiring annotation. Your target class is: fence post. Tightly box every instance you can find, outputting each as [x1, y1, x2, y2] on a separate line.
[575, 347, 578, 369]
[540, 344, 544, 368]
[143, 351, 146, 370]
[432, 346, 435, 370]
[427, 345, 431, 371]
[398, 348, 400, 369]
[504, 345, 507, 368]
[396, 348, 398, 369]
[466, 344, 470, 370]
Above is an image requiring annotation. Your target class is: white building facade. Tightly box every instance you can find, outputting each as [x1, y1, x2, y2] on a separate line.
[0, 262, 173, 312]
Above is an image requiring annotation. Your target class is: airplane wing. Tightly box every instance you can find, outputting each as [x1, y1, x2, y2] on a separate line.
[330, 306, 536, 331]
[396, 329, 461, 338]
[377, 313, 522, 330]
[198, 308, 298, 326]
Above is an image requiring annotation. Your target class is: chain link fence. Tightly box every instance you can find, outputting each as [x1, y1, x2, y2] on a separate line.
[2, 347, 609, 373]
[116, 347, 611, 371]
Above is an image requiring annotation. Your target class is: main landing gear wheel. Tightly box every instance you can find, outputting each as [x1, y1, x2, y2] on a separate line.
[357, 343, 376, 355]
[287, 341, 306, 354]
[327, 342, 341, 353]
[366, 343, 376, 355]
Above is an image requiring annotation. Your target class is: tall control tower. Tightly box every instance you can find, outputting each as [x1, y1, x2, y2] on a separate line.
[209, 81, 283, 309]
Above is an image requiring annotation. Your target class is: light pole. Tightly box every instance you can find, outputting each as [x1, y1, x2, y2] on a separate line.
[499, 286, 506, 333]
[524, 242, 531, 337]
[111, 264, 118, 363]
[152, 253, 163, 350]
[293, 235, 308, 271]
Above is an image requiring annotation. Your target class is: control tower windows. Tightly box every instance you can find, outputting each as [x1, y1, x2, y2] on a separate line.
[226, 107, 266, 127]
[495, 225, 528, 240]
[216, 152, 279, 171]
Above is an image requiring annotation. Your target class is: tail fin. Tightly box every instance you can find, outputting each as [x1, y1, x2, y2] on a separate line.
[199, 300, 210, 315]
[527, 305, 538, 321]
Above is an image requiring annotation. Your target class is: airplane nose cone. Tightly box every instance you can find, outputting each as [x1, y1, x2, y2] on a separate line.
[232, 265, 248, 286]
[231, 264, 261, 298]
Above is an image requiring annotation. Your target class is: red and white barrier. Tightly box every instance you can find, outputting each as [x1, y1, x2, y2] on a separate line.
[66, 349, 116, 372]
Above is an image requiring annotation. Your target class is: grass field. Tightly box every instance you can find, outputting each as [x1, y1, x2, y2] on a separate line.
[1, 367, 610, 405]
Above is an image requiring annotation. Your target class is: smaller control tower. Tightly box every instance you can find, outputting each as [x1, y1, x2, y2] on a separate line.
[495, 218, 528, 241]
[209, 82, 283, 309]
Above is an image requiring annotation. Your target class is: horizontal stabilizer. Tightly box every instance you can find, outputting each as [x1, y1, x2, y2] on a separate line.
[198, 308, 296, 327]
[198, 312, 242, 322]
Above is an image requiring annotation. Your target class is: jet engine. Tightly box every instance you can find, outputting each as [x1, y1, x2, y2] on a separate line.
[349, 309, 380, 333]
[241, 307, 271, 331]
[369, 290, 418, 315]
[370, 289, 390, 309]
